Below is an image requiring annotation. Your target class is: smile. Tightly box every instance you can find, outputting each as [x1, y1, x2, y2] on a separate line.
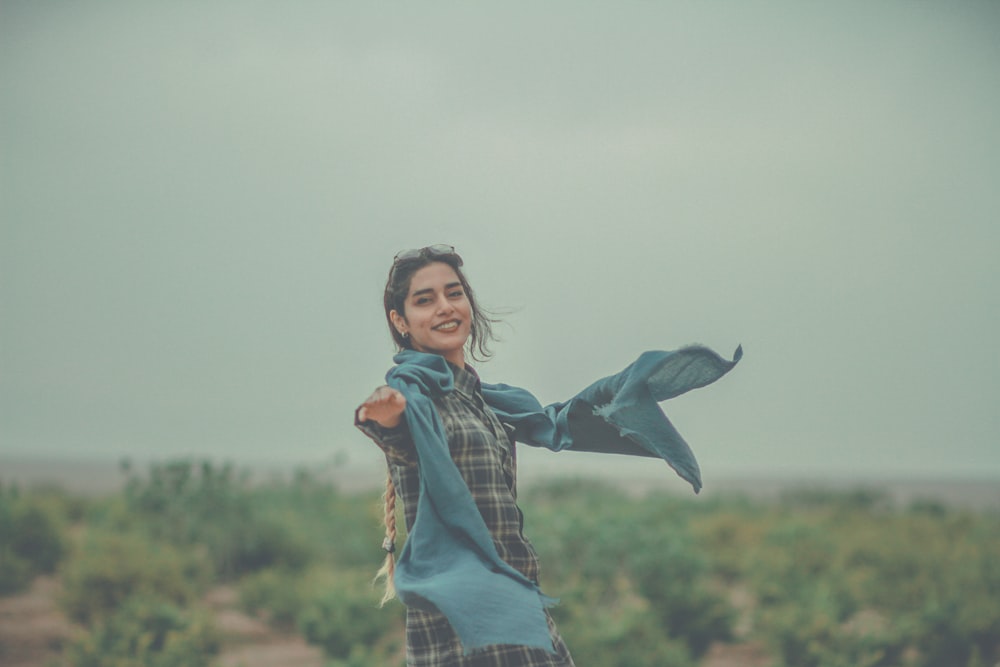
[433, 320, 461, 332]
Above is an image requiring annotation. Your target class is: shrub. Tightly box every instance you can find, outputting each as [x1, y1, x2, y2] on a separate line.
[0, 485, 67, 594]
[913, 553, 1000, 667]
[553, 576, 697, 667]
[735, 496, 1000, 667]
[60, 528, 210, 624]
[297, 568, 400, 659]
[524, 486, 733, 659]
[239, 565, 403, 661]
[627, 527, 735, 657]
[120, 459, 312, 579]
[0, 547, 33, 596]
[238, 567, 305, 628]
[63, 595, 219, 667]
[689, 508, 766, 582]
[759, 583, 913, 667]
[6, 502, 65, 572]
[245, 466, 408, 571]
[748, 521, 852, 610]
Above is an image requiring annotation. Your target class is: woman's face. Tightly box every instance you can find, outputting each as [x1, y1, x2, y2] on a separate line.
[390, 262, 472, 367]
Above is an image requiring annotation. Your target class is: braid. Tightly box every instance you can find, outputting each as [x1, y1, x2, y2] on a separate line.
[374, 470, 397, 606]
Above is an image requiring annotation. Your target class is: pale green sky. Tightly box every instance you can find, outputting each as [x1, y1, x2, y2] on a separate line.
[2, 2, 998, 483]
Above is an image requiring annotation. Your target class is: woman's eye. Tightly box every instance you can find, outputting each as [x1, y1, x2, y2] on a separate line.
[449, 290, 464, 298]
[415, 297, 431, 305]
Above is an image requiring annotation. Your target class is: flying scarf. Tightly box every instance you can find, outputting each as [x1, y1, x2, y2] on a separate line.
[385, 344, 742, 654]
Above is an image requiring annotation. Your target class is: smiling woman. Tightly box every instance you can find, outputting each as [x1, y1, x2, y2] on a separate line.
[354, 244, 741, 667]
[381, 244, 500, 367]
[360, 245, 569, 665]
[389, 262, 473, 367]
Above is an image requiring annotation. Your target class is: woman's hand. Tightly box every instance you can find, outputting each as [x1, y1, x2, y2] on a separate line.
[357, 386, 407, 428]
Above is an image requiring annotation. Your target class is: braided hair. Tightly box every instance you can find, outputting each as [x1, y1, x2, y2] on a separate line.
[374, 471, 398, 605]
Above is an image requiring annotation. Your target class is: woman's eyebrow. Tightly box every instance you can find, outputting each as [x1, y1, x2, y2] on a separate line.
[410, 282, 462, 298]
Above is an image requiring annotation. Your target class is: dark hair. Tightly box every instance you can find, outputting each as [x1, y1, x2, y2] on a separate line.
[383, 249, 499, 362]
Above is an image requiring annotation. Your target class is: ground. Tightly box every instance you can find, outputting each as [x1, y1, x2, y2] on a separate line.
[0, 577, 324, 667]
[0, 576, 770, 667]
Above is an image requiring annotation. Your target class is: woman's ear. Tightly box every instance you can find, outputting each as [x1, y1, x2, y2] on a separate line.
[389, 309, 407, 336]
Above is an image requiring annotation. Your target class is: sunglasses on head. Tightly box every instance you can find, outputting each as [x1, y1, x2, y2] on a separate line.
[392, 244, 463, 267]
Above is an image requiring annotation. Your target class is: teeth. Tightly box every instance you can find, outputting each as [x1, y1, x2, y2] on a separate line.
[435, 321, 459, 331]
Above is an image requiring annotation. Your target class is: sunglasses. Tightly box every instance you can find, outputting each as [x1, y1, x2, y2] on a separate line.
[392, 244, 463, 267]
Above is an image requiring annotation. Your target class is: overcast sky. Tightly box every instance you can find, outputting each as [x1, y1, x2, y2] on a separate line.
[2, 2, 998, 486]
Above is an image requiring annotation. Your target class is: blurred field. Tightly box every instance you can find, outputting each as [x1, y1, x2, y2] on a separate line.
[1, 456, 998, 666]
[3, 454, 999, 509]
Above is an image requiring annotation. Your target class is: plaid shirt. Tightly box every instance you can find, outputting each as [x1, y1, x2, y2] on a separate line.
[358, 362, 575, 666]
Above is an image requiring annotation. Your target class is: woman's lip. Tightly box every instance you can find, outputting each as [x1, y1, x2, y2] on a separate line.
[433, 320, 461, 331]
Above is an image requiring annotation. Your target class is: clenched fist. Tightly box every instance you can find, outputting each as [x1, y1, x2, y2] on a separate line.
[357, 385, 407, 428]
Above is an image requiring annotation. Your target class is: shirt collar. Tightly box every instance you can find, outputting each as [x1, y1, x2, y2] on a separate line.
[448, 361, 481, 398]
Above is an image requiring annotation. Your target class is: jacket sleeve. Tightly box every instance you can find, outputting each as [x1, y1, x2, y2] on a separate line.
[354, 406, 418, 467]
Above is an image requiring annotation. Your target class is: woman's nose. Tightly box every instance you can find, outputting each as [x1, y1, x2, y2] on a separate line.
[435, 295, 454, 313]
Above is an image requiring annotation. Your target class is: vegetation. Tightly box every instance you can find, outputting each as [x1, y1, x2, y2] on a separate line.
[0, 484, 69, 594]
[0, 460, 998, 666]
[63, 595, 220, 667]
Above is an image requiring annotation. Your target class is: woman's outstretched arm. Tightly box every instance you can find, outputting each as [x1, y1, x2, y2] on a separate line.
[356, 385, 415, 466]
[357, 385, 407, 427]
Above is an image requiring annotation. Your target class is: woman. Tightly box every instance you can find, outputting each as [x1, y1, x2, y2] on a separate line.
[356, 245, 740, 666]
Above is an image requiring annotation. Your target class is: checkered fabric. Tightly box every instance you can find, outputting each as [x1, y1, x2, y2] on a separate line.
[358, 363, 575, 666]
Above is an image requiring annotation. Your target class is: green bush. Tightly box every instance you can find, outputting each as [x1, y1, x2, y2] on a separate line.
[553, 577, 696, 667]
[242, 466, 391, 569]
[689, 507, 766, 582]
[60, 528, 211, 624]
[636, 543, 733, 655]
[732, 493, 1000, 667]
[523, 486, 733, 659]
[238, 567, 306, 628]
[913, 554, 1000, 667]
[119, 459, 312, 579]
[7, 502, 65, 572]
[239, 565, 403, 661]
[0, 485, 67, 594]
[14, 464, 998, 666]
[297, 568, 400, 660]
[760, 586, 911, 667]
[0, 547, 33, 596]
[63, 595, 219, 667]
[748, 520, 856, 611]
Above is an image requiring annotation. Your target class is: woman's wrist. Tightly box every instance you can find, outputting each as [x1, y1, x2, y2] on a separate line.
[374, 414, 402, 429]
[355, 405, 403, 430]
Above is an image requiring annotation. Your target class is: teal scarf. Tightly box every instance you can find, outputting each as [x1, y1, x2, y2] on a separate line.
[385, 344, 741, 655]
